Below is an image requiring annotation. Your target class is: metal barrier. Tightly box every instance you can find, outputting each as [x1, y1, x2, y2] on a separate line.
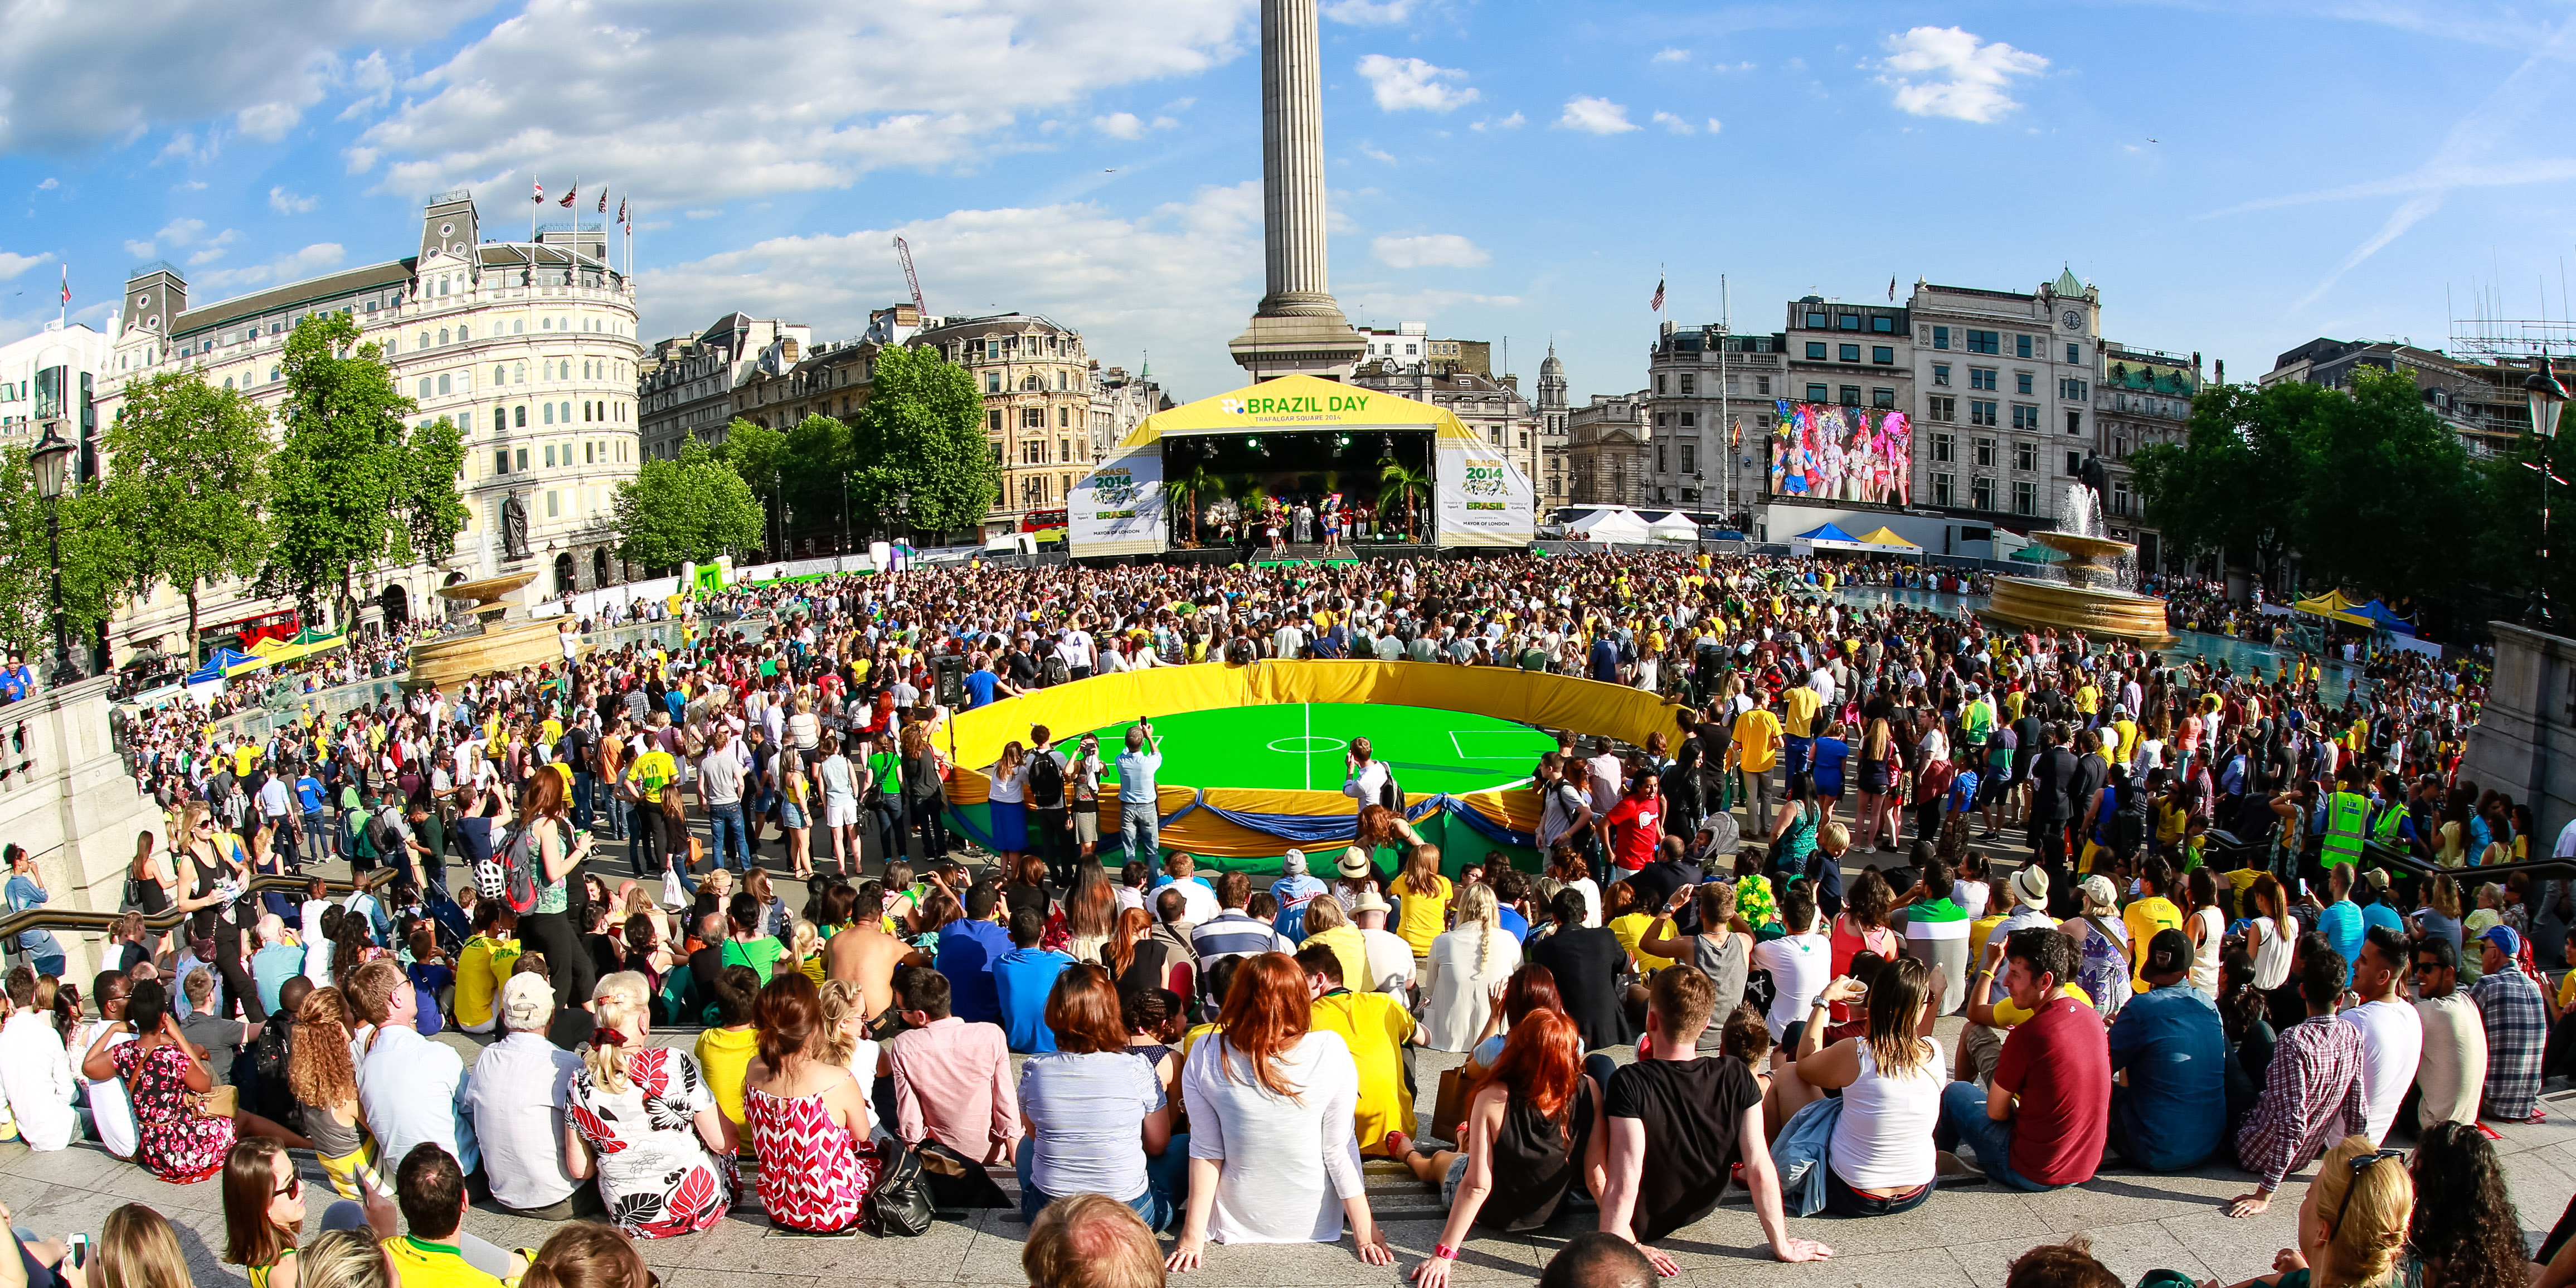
[0, 864, 398, 949]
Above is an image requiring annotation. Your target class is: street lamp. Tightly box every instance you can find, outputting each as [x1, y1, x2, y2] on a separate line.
[2526, 366, 2568, 628]
[892, 487, 912, 547]
[28, 421, 83, 688]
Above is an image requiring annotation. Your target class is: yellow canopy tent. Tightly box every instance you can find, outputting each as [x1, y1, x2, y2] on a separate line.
[1855, 526, 1924, 555]
[2291, 589, 2372, 628]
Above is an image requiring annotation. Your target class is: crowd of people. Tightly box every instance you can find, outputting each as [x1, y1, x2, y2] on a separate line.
[0, 546, 2558, 1288]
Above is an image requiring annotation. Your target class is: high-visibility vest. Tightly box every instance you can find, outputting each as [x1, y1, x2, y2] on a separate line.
[2369, 800, 2404, 844]
[2321, 791, 2370, 866]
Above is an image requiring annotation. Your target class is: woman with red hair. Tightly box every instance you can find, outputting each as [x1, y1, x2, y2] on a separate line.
[1384, 1009, 1607, 1288]
[1167, 953, 1393, 1272]
[1014, 965, 1182, 1229]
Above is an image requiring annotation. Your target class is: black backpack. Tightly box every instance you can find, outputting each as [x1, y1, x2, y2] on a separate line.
[863, 1141, 937, 1237]
[1028, 752, 1065, 808]
[1042, 654, 1072, 687]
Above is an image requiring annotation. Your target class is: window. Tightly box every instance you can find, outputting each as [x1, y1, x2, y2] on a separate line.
[1933, 472, 1955, 506]
[2012, 405, 2039, 430]
[492, 408, 506, 434]
[547, 492, 559, 518]
[2066, 410, 2083, 435]
[1755, 376, 1771, 396]
[585, 442, 595, 465]
[1932, 326, 1951, 350]
[1806, 382, 1829, 402]
[515, 448, 528, 471]
[2113, 480, 2131, 516]
[1679, 373, 1696, 394]
[2014, 441, 2035, 471]
[2067, 343, 2081, 364]
[417, 377, 432, 398]
[543, 402, 555, 425]
[1679, 411, 1696, 426]
[1872, 315, 1894, 333]
[1933, 432, 1954, 462]
[417, 331, 430, 349]
[1058, 406, 1071, 427]
[1970, 400, 1997, 426]
[1023, 440, 1044, 464]
[545, 444, 557, 468]
[2015, 372, 2034, 396]
[985, 371, 1001, 393]
[1933, 363, 1951, 386]
[1928, 395, 1957, 422]
[1872, 347, 1894, 365]
[2014, 480, 2036, 514]
[494, 364, 507, 385]
[1872, 388, 1895, 409]
[1681, 444, 1697, 472]
[1655, 375, 1668, 393]
[1838, 386, 1861, 406]
[494, 449, 509, 475]
[2015, 334, 2033, 359]
[1838, 314, 1860, 330]
[2067, 450, 2083, 475]
[1021, 407, 1043, 429]
[1805, 342, 1828, 361]
[1657, 445, 1668, 472]
[1969, 367, 1997, 391]
[2059, 378, 2089, 400]
[1966, 330, 1999, 354]
[1972, 475, 1994, 509]
[1805, 311, 1827, 328]
[989, 410, 1003, 433]
[514, 405, 526, 427]
[1654, 413, 1669, 427]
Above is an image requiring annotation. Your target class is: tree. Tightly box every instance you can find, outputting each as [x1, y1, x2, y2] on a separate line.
[848, 346, 998, 537]
[718, 418, 790, 553]
[776, 415, 853, 543]
[1379, 460, 1431, 541]
[1173, 462, 1222, 544]
[103, 372, 274, 665]
[2297, 367, 2480, 611]
[611, 441, 766, 568]
[0, 446, 133, 659]
[2131, 381, 2316, 587]
[263, 313, 468, 625]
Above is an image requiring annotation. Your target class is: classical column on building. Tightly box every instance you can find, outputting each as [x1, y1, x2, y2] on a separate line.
[1228, 0, 1365, 381]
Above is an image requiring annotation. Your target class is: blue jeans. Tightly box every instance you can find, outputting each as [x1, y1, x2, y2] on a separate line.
[1823, 1168, 1935, 1217]
[1932, 1080, 2059, 1192]
[1119, 799, 1160, 879]
[1015, 1134, 1188, 1232]
[707, 802, 750, 872]
[572, 771, 596, 834]
[300, 810, 326, 866]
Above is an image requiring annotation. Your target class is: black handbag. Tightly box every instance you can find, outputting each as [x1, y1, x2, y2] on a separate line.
[863, 1140, 936, 1237]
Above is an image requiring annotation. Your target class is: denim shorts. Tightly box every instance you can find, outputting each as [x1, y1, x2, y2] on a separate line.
[780, 800, 807, 829]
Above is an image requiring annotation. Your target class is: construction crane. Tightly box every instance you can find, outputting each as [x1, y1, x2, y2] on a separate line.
[892, 236, 927, 316]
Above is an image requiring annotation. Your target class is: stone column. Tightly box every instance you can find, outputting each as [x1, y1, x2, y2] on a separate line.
[1258, 0, 1335, 318]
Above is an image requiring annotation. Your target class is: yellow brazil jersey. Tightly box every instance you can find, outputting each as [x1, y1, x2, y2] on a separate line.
[383, 1237, 503, 1288]
[1781, 686, 1822, 738]
[629, 749, 678, 804]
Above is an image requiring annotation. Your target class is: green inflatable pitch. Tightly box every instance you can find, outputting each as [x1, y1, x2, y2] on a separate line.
[1081, 702, 1554, 794]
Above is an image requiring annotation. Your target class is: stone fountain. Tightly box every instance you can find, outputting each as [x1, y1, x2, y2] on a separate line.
[404, 571, 582, 691]
[1981, 485, 2176, 646]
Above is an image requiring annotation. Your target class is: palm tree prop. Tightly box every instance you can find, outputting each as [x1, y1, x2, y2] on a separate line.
[1379, 461, 1431, 542]
[1174, 464, 1222, 545]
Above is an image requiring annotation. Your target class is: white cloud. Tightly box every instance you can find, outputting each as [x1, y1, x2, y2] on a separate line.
[173, 180, 207, 191]
[684, 208, 724, 220]
[269, 186, 319, 214]
[193, 242, 345, 292]
[1322, 0, 1419, 25]
[184, 229, 242, 266]
[1359, 142, 1397, 164]
[34, 178, 56, 191]
[1651, 111, 1697, 134]
[639, 183, 1265, 398]
[1355, 54, 1477, 113]
[1557, 96, 1639, 134]
[155, 217, 208, 246]
[336, 51, 396, 120]
[1373, 233, 1488, 268]
[358, 0, 1254, 207]
[1467, 111, 1524, 132]
[1707, 117, 1723, 133]
[1652, 48, 1690, 64]
[1875, 27, 2048, 123]
[1095, 112, 1148, 139]
[123, 239, 155, 259]
[0, 251, 52, 281]
[0, 1, 487, 152]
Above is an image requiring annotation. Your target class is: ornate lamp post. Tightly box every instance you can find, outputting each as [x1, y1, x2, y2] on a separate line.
[28, 422, 84, 687]
[2526, 366, 2568, 628]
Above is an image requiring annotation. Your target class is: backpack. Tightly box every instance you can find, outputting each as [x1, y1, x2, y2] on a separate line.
[1028, 752, 1065, 808]
[478, 822, 540, 913]
[1378, 768, 1403, 810]
[863, 1140, 937, 1237]
[1042, 654, 1072, 687]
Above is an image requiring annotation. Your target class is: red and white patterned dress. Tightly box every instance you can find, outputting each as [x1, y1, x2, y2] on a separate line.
[567, 1047, 735, 1239]
[112, 1040, 234, 1184]
[745, 1084, 879, 1231]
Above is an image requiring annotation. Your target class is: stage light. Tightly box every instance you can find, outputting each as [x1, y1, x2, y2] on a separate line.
[1335, 434, 1352, 449]
[1246, 436, 1263, 451]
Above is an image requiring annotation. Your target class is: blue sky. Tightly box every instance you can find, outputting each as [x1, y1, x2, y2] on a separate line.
[4, 0, 2574, 406]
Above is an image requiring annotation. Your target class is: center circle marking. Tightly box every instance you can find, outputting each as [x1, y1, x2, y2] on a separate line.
[1268, 735, 1348, 755]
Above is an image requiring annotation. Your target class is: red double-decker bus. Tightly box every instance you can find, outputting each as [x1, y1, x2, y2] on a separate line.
[200, 607, 298, 653]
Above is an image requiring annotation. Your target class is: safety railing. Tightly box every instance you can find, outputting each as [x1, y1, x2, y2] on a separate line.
[0, 865, 397, 946]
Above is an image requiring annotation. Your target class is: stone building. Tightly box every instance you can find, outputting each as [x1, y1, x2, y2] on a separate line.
[1904, 271, 2099, 522]
[908, 313, 1096, 533]
[1535, 345, 1569, 505]
[2092, 343, 2201, 570]
[1349, 351, 1539, 491]
[638, 314, 810, 460]
[94, 189, 641, 652]
[1088, 363, 1169, 459]
[1564, 392, 1648, 508]
[1639, 320, 1787, 519]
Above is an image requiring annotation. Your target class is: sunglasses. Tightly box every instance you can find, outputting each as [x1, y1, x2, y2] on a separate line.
[273, 1174, 303, 1200]
[2349, 1147, 2407, 1175]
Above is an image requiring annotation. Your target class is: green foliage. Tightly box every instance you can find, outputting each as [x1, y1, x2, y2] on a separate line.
[720, 418, 790, 503]
[611, 441, 766, 568]
[0, 447, 133, 657]
[1379, 461, 1431, 539]
[777, 414, 853, 534]
[1173, 463, 1222, 543]
[849, 346, 997, 536]
[101, 372, 275, 664]
[263, 313, 466, 620]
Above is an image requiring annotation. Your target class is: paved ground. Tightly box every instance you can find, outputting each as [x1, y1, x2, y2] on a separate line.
[8, 1024, 2576, 1288]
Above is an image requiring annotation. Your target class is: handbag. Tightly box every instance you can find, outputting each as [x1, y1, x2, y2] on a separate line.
[862, 1140, 936, 1237]
[1430, 1066, 1470, 1144]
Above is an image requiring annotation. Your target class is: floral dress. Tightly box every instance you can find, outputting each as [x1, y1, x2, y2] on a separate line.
[111, 1040, 234, 1183]
[567, 1047, 735, 1238]
[745, 1086, 880, 1232]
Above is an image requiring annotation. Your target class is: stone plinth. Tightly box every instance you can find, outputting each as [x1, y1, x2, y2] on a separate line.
[0, 675, 169, 981]
[2460, 621, 2576, 853]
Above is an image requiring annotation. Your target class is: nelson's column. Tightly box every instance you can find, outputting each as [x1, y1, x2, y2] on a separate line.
[1227, 0, 1368, 381]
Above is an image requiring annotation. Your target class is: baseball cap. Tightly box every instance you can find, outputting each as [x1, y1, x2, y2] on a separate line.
[500, 973, 554, 1032]
[2482, 924, 2522, 958]
[1281, 848, 1308, 876]
[2010, 866, 2049, 908]
[2144, 927, 2192, 976]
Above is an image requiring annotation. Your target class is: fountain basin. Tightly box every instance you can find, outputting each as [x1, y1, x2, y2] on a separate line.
[405, 570, 582, 690]
[1982, 576, 2176, 647]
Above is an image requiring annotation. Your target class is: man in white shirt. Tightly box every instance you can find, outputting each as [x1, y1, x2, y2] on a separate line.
[1058, 622, 1097, 681]
[463, 975, 597, 1217]
[0, 966, 80, 1150]
[352, 960, 481, 1181]
[1347, 891, 1419, 999]
[74, 972, 138, 1160]
[1342, 739, 1395, 818]
[1586, 737, 1624, 819]
[2339, 925, 2424, 1145]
